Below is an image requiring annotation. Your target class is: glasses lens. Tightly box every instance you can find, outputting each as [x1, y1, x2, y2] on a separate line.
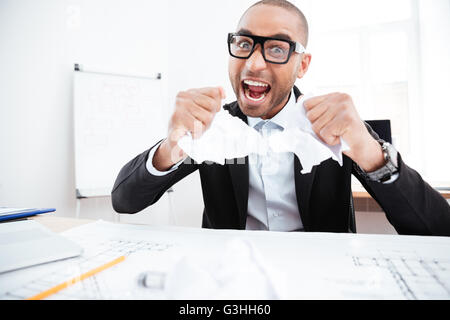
[264, 40, 291, 63]
[230, 35, 254, 58]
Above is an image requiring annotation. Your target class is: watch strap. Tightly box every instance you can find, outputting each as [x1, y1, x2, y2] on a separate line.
[355, 142, 399, 183]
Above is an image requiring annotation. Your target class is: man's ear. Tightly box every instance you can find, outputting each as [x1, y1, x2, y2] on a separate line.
[297, 53, 312, 79]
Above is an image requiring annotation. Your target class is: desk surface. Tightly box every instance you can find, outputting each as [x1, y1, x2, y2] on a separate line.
[1, 217, 447, 300]
[352, 186, 450, 199]
[31, 215, 93, 233]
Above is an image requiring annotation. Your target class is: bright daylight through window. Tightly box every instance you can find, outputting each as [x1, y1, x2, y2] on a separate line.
[294, 0, 450, 189]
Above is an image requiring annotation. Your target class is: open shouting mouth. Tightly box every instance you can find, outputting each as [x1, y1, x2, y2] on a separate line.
[241, 79, 272, 104]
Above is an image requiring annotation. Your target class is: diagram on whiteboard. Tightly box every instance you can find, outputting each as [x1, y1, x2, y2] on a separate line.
[73, 71, 166, 197]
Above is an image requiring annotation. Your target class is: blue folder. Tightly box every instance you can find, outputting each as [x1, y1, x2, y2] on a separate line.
[0, 207, 56, 222]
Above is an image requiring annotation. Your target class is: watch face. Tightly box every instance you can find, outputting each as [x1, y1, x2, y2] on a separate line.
[380, 173, 392, 183]
[384, 143, 398, 168]
[374, 166, 393, 181]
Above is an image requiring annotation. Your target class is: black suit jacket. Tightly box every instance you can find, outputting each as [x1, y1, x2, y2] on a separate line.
[112, 86, 450, 236]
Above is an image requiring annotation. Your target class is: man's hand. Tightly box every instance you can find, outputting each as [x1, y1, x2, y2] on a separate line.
[153, 87, 225, 171]
[304, 93, 385, 172]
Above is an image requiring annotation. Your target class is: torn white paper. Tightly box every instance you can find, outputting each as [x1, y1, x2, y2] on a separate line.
[178, 109, 266, 164]
[178, 95, 350, 174]
[164, 238, 284, 299]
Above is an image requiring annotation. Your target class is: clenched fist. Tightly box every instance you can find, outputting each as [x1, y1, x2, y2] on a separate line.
[168, 87, 225, 143]
[304, 92, 385, 172]
[154, 87, 225, 171]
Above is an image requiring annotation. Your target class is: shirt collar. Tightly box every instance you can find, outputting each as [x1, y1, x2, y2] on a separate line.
[247, 89, 297, 130]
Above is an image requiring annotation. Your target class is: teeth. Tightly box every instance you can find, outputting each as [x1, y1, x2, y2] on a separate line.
[243, 80, 269, 87]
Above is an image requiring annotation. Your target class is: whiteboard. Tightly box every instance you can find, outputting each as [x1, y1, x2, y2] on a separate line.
[73, 71, 166, 198]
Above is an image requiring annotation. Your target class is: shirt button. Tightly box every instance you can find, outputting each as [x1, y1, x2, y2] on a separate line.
[273, 212, 279, 217]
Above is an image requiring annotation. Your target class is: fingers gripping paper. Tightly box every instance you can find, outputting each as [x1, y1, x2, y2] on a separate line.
[177, 95, 350, 174]
[178, 109, 265, 164]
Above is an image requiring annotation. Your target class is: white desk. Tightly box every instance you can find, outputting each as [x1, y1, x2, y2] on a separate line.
[30, 215, 93, 233]
[1, 216, 449, 300]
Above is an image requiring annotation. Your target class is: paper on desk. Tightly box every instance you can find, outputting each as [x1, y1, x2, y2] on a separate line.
[164, 238, 285, 300]
[177, 94, 350, 174]
[2, 221, 450, 300]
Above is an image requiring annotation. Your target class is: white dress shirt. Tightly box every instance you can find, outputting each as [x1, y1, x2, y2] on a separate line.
[245, 91, 303, 231]
[146, 90, 303, 232]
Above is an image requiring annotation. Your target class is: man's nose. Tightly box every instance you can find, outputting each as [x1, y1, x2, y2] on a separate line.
[245, 45, 267, 72]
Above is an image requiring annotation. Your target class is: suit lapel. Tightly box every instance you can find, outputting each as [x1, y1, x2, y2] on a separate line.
[228, 157, 249, 229]
[292, 85, 317, 230]
[226, 102, 250, 230]
[294, 156, 316, 231]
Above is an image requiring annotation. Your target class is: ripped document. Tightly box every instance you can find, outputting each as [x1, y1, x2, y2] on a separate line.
[178, 95, 350, 174]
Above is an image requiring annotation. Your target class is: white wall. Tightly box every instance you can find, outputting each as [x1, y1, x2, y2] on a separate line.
[0, 0, 174, 225]
[0, 0, 257, 227]
[0, 0, 84, 216]
[166, 0, 257, 107]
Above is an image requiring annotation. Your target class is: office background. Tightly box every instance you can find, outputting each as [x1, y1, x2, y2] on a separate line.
[0, 0, 449, 230]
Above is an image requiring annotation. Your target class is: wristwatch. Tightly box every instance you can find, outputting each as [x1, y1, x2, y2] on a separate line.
[357, 141, 399, 183]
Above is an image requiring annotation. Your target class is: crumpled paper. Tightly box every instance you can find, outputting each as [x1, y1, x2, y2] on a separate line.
[177, 95, 350, 174]
[163, 238, 285, 299]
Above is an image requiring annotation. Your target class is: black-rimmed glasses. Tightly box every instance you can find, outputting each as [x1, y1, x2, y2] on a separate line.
[227, 33, 305, 65]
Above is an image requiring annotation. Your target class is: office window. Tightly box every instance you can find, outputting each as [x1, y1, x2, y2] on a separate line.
[295, 0, 450, 187]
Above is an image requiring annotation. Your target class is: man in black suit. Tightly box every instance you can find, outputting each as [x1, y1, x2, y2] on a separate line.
[112, 0, 450, 235]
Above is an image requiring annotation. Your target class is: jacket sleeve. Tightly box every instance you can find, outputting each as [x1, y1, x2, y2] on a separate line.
[353, 124, 450, 236]
[111, 140, 199, 214]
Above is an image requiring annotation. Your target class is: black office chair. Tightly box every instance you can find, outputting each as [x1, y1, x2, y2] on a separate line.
[348, 120, 392, 233]
[365, 120, 392, 144]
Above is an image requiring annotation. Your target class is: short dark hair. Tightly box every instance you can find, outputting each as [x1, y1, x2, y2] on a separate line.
[246, 0, 309, 47]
